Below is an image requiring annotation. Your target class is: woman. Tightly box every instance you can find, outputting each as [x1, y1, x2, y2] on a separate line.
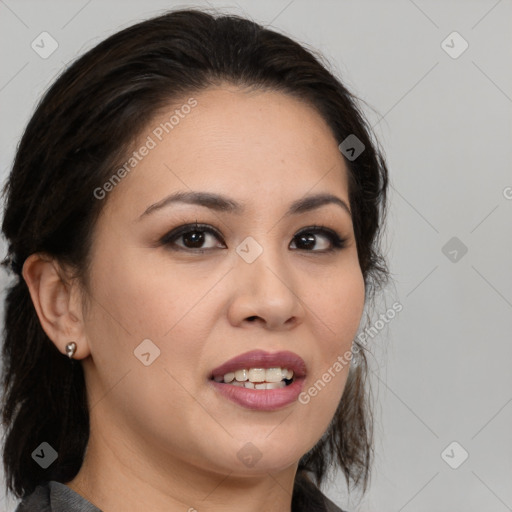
[1, 8, 389, 512]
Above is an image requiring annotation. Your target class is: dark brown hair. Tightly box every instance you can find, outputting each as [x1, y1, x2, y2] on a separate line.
[1, 7, 389, 502]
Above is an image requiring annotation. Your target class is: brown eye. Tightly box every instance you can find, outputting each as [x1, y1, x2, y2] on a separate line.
[161, 223, 346, 254]
[161, 223, 226, 252]
[290, 226, 347, 252]
[181, 230, 207, 248]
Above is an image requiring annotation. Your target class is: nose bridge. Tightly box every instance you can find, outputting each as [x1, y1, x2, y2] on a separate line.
[236, 233, 289, 290]
[231, 232, 301, 327]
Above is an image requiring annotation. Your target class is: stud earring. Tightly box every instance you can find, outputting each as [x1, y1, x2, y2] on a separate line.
[65, 341, 77, 359]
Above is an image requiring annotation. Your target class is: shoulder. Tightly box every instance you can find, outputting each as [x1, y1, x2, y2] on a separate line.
[322, 492, 347, 512]
[16, 476, 346, 512]
[15, 480, 102, 512]
[15, 482, 51, 512]
[292, 472, 348, 512]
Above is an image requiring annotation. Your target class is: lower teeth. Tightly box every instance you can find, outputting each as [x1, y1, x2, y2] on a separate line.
[223, 379, 292, 389]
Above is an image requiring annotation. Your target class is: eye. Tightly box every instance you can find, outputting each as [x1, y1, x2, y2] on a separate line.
[161, 222, 226, 252]
[290, 226, 347, 252]
[160, 223, 347, 254]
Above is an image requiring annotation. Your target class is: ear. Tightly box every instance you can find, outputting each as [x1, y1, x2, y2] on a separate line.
[22, 253, 90, 360]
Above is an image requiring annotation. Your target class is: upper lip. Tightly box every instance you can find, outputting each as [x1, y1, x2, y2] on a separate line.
[210, 349, 307, 379]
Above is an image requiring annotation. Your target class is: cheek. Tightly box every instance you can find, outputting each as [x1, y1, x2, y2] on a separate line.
[84, 248, 219, 383]
[298, 265, 365, 428]
[312, 265, 365, 358]
[87, 247, 195, 338]
[82, 251, 217, 439]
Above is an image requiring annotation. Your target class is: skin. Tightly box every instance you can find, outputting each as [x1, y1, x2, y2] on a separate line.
[23, 85, 366, 512]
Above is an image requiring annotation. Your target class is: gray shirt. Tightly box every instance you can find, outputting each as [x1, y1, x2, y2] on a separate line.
[14, 478, 346, 511]
[14, 481, 101, 512]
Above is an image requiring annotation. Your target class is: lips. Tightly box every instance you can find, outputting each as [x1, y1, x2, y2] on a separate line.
[209, 349, 307, 411]
[210, 349, 307, 379]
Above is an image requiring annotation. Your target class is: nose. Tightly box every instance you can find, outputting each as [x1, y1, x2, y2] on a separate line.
[226, 242, 304, 331]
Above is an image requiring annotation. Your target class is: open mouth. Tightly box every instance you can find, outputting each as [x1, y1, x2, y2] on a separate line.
[211, 367, 295, 390]
[209, 350, 306, 410]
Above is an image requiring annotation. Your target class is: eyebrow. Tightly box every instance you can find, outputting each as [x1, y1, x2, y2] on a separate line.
[138, 190, 351, 220]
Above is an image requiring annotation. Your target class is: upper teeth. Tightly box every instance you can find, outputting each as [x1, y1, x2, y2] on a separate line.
[214, 367, 294, 384]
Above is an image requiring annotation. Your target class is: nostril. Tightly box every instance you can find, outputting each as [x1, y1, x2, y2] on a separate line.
[247, 316, 258, 322]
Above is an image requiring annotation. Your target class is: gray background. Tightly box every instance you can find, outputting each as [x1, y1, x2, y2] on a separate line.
[1, 1, 511, 511]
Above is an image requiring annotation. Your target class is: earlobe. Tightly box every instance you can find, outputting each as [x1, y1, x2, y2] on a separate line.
[22, 253, 90, 360]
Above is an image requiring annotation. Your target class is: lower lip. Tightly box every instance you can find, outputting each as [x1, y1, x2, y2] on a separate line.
[209, 378, 305, 411]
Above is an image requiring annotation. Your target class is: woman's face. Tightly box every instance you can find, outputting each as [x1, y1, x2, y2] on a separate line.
[80, 85, 365, 478]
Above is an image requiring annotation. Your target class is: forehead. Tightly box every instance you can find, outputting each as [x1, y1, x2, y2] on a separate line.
[102, 85, 350, 218]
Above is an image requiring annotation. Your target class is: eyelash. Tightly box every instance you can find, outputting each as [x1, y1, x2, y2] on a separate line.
[159, 222, 347, 254]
